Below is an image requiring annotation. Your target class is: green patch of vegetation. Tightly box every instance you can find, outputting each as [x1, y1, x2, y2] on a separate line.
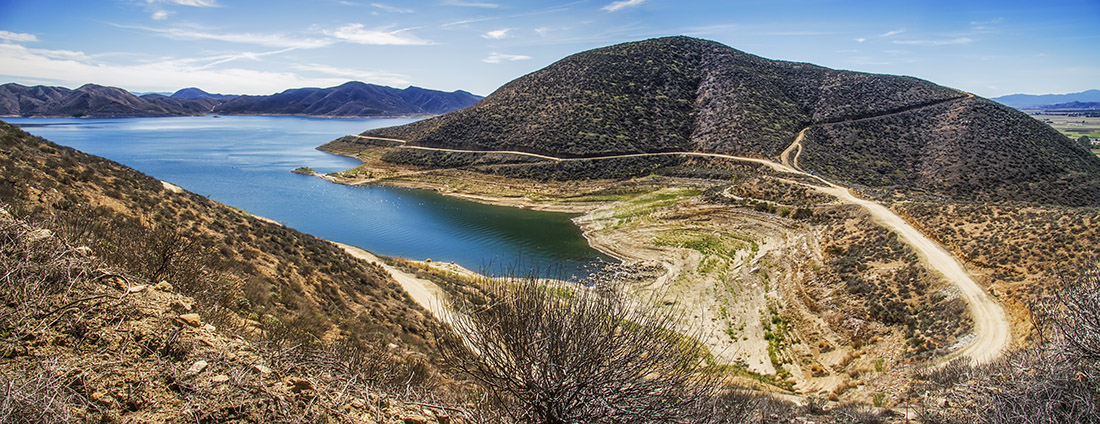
[761, 299, 791, 381]
[872, 392, 886, 408]
[656, 233, 739, 257]
[611, 188, 701, 224]
[291, 166, 316, 175]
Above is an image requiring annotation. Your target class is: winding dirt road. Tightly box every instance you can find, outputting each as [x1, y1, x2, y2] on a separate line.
[808, 181, 1009, 363]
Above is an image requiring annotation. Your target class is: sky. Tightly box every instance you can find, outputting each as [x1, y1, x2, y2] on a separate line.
[0, 0, 1097, 98]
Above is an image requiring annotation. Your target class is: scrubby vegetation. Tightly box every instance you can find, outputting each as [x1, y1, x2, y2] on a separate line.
[366, 37, 704, 158]
[379, 147, 550, 169]
[0, 204, 457, 423]
[895, 201, 1100, 305]
[912, 264, 1100, 423]
[800, 97, 1100, 206]
[808, 206, 971, 360]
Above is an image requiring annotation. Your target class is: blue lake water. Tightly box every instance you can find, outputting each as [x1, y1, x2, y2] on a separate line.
[7, 115, 610, 278]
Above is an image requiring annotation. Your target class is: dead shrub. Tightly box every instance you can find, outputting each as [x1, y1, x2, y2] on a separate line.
[445, 278, 722, 423]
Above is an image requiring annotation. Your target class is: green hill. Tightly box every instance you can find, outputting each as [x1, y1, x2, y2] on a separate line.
[343, 36, 1100, 206]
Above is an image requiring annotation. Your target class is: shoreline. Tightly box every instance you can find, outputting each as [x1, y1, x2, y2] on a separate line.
[3, 112, 439, 120]
[315, 172, 639, 265]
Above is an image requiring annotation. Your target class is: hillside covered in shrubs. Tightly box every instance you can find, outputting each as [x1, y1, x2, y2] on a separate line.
[351, 36, 1100, 206]
[0, 121, 458, 421]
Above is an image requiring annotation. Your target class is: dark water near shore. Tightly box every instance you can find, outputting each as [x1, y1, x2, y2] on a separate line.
[8, 115, 610, 278]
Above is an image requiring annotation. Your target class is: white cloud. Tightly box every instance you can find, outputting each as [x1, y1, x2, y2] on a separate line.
[328, 24, 434, 45]
[123, 25, 333, 49]
[0, 30, 38, 43]
[601, 0, 645, 12]
[483, 52, 531, 63]
[0, 43, 353, 95]
[371, 3, 414, 13]
[482, 29, 511, 39]
[147, 0, 219, 6]
[893, 37, 973, 46]
[880, 29, 905, 37]
[293, 63, 411, 86]
[442, 0, 499, 8]
[152, 10, 171, 20]
[534, 27, 550, 36]
[855, 37, 866, 43]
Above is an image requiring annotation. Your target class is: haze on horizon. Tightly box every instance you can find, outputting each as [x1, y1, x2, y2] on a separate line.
[0, 0, 1096, 98]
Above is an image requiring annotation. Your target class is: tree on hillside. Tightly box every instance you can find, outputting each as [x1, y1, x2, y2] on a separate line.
[1078, 135, 1094, 151]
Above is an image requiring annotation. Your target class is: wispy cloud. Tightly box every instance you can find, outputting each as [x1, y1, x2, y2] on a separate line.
[602, 0, 645, 12]
[483, 52, 531, 63]
[442, 0, 499, 8]
[482, 29, 511, 39]
[0, 42, 353, 95]
[893, 37, 973, 46]
[442, 17, 493, 27]
[371, 3, 414, 13]
[146, 0, 219, 7]
[443, 3, 578, 28]
[328, 24, 434, 45]
[293, 63, 411, 86]
[192, 47, 297, 69]
[855, 37, 866, 43]
[880, 29, 905, 37]
[121, 25, 333, 49]
[0, 30, 38, 43]
[534, 27, 550, 36]
[152, 10, 171, 20]
[970, 18, 1004, 31]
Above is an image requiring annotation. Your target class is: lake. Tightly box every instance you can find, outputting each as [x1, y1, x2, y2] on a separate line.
[7, 115, 611, 278]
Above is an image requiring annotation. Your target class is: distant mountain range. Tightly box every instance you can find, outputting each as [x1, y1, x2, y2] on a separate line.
[351, 36, 1100, 206]
[991, 89, 1100, 109]
[0, 81, 481, 118]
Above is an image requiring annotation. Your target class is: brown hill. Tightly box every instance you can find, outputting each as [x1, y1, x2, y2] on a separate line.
[350, 36, 1100, 206]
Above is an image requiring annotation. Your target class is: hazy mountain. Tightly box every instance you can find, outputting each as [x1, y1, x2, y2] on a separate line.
[0, 82, 481, 118]
[211, 81, 481, 117]
[0, 83, 215, 117]
[992, 89, 1100, 108]
[1030, 101, 1100, 111]
[357, 36, 1100, 206]
[170, 87, 238, 101]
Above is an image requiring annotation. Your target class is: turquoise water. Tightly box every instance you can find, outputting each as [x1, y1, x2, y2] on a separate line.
[8, 115, 610, 278]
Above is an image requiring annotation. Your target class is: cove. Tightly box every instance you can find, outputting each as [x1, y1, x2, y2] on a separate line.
[8, 115, 611, 278]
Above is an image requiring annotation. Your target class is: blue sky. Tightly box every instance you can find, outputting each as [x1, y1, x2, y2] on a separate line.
[0, 0, 1096, 97]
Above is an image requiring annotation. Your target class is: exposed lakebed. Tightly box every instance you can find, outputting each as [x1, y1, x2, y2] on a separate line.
[9, 115, 610, 278]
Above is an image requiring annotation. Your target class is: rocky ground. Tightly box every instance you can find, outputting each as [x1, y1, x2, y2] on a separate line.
[0, 210, 464, 423]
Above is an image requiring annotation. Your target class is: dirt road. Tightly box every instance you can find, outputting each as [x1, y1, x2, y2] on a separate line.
[333, 242, 457, 327]
[809, 182, 1009, 363]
